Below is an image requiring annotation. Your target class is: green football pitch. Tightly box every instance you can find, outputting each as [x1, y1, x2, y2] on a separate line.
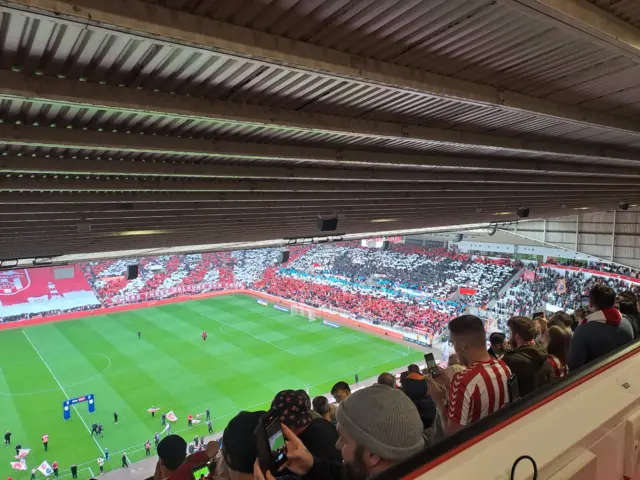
[0, 294, 424, 478]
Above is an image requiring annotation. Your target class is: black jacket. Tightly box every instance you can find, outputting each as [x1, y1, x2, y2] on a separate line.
[502, 343, 553, 397]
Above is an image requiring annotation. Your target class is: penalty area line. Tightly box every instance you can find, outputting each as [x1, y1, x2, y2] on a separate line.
[22, 330, 104, 455]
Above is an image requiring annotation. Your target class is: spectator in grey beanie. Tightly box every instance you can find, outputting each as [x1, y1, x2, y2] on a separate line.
[253, 384, 425, 480]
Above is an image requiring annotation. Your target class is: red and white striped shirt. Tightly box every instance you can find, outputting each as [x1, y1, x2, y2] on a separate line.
[447, 358, 511, 426]
[547, 355, 568, 378]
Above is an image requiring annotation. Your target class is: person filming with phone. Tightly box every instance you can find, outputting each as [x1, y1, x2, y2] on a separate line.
[254, 384, 425, 480]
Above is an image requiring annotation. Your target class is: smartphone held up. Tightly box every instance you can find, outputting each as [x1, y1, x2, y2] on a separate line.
[256, 414, 288, 475]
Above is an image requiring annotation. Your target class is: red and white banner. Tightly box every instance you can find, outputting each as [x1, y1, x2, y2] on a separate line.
[0, 266, 99, 318]
[15, 449, 30, 459]
[106, 283, 240, 305]
[165, 411, 178, 422]
[10, 461, 27, 471]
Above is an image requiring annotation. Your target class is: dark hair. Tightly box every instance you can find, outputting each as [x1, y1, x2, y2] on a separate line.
[507, 316, 537, 342]
[330, 381, 350, 396]
[489, 332, 506, 346]
[548, 312, 574, 330]
[619, 291, 638, 304]
[547, 325, 571, 366]
[619, 301, 638, 316]
[589, 284, 616, 310]
[312, 396, 330, 416]
[448, 315, 486, 346]
[618, 291, 639, 315]
[399, 371, 409, 387]
[377, 372, 396, 388]
[407, 364, 420, 373]
[157, 435, 187, 471]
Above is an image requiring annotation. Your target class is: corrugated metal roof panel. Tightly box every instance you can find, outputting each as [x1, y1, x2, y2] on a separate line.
[2, 7, 640, 149]
[137, 0, 640, 120]
[588, 0, 640, 28]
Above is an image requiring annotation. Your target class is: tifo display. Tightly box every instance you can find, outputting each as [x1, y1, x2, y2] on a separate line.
[2, 242, 640, 479]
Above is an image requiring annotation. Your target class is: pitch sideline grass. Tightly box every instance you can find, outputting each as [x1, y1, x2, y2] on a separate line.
[0, 294, 424, 478]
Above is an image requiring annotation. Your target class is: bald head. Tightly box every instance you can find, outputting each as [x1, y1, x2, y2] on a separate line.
[377, 372, 396, 388]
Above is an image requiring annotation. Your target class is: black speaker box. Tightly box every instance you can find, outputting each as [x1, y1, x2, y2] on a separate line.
[126, 264, 139, 280]
[278, 251, 290, 263]
[317, 216, 338, 231]
[381, 241, 390, 250]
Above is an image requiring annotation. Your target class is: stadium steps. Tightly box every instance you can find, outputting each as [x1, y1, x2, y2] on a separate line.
[487, 266, 526, 309]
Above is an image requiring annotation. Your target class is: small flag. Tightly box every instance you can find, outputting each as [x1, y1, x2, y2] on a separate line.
[15, 449, 30, 459]
[165, 411, 178, 422]
[191, 419, 201, 425]
[38, 461, 53, 476]
[10, 462, 27, 471]
[147, 407, 160, 413]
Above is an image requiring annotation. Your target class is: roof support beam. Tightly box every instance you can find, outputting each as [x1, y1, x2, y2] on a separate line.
[0, 203, 616, 259]
[3, 196, 636, 217]
[6, 176, 640, 192]
[2, 125, 640, 176]
[0, 199, 635, 226]
[503, 0, 640, 61]
[2, 155, 640, 185]
[2, 72, 639, 161]
[5, 0, 640, 137]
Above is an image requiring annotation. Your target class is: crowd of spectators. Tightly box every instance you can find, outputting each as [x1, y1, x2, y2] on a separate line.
[154, 282, 640, 480]
[5, 244, 640, 479]
[257, 275, 453, 335]
[488, 265, 640, 329]
[286, 244, 519, 305]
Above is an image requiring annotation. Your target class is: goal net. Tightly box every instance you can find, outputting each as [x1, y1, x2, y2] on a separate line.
[291, 305, 317, 322]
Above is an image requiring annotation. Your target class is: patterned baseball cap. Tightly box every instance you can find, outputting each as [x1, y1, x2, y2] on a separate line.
[270, 390, 312, 428]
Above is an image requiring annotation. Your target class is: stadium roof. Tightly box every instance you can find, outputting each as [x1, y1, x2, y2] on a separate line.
[1, 0, 640, 260]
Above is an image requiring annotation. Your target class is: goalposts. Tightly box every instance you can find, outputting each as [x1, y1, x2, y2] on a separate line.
[291, 305, 317, 322]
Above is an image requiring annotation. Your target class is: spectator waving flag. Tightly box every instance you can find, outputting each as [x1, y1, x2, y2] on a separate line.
[165, 411, 178, 422]
[10, 461, 28, 471]
[556, 278, 567, 295]
[37, 461, 54, 476]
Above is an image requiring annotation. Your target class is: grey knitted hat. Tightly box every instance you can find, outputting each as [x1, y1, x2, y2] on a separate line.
[336, 384, 425, 461]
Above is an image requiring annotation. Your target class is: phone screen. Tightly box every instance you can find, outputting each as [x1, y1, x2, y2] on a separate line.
[581, 295, 590, 308]
[424, 353, 438, 375]
[267, 421, 286, 467]
[532, 311, 544, 321]
[256, 415, 287, 473]
[192, 464, 209, 479]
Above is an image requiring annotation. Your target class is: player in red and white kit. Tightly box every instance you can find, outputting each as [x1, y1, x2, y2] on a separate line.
[201, 331, 207, 341]
[428, 314, 511, 435]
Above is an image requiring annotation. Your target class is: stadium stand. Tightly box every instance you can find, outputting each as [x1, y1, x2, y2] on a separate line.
[4, 244, 640, 480]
